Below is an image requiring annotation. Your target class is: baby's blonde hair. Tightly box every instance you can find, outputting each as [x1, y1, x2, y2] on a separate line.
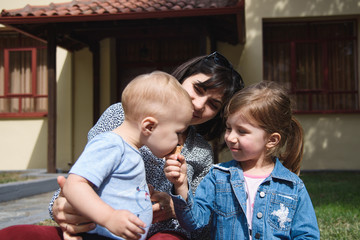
[122, 71, 192, 121]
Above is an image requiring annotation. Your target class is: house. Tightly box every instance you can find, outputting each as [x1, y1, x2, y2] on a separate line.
[0, 0, 359, 172]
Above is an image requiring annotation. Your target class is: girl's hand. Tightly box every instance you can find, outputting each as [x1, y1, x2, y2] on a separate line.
[164, 153, 189, 199]
[53, 176, 96, 238]
[164, 153, 187, 187]
[105, 210, 146, 240]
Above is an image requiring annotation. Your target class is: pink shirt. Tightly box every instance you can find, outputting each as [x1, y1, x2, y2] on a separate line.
[244, 173, 270, 231]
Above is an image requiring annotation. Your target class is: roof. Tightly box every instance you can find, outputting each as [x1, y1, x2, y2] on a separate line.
[0, 0, 245, 50]
[1, 0, 241, 22]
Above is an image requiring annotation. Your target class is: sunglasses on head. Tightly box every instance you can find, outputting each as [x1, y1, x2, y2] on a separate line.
[206, 51, 245, 89]
[206, 51, 233, 69]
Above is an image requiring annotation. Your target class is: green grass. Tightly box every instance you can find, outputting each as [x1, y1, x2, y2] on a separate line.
[0, 172, 36, 184]
[35, 219, 58, 226]
[300, 171, 360, 240]
[33, 171, 360, 239]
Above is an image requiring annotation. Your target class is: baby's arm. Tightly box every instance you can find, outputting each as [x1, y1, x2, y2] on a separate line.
[63, 174, 146, 239]
[164, 154, 189, 200]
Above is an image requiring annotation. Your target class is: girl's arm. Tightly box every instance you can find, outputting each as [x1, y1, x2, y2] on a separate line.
[63, 174, 146, 239]
[171, 168, 215, 231]
[164, 154, 189, 200]
[291, 184, 320, 239]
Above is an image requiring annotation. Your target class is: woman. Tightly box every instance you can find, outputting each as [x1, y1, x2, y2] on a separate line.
[0, 52, 244, 240]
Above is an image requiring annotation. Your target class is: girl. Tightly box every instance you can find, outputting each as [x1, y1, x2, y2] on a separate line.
[165, 81, 320, 239]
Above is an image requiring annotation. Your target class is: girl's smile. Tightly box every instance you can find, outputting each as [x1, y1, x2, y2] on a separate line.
[224, 111, 270, 164]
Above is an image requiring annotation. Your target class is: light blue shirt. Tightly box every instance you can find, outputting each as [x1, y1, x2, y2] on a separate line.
[70, 132, 152, 239]
[171, 158, 320, 240]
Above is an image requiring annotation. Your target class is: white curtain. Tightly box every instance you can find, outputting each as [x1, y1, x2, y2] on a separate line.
[0, 47, 47, 114]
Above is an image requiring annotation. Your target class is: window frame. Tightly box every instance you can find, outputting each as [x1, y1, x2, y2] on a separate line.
[0, 47, 48, 118]
[263, 19, 359, 114]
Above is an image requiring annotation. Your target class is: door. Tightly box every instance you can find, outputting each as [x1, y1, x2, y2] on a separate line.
[116, 36, 206, 102]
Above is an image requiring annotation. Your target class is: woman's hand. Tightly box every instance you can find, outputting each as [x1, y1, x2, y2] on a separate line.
[53, 176, 96, 239]
[149, 186, 176, 223]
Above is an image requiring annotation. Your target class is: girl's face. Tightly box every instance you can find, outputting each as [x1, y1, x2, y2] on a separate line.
[224, 111, 270, 164]
[182, 73, 223, 126]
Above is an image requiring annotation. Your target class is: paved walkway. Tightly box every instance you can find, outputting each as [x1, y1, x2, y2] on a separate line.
[0, 191, 55, 229]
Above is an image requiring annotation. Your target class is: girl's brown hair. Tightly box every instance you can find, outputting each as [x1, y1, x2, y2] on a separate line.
[225, 81, 303, 175]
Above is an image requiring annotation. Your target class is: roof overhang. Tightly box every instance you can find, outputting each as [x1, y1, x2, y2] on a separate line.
[0, 0, 245, 51]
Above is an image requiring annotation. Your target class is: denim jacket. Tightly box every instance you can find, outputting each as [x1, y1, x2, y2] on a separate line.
[171, 158, 320, 240]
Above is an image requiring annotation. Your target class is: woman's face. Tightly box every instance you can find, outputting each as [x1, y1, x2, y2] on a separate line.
[182, 73, 223, 126]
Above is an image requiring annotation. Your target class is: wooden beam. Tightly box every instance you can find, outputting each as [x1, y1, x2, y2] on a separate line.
[47, 26, 57, 173]
[90, 42, 100, 124]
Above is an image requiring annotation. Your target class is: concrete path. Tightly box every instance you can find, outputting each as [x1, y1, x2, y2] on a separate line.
[0, 170, 66, 230]
[0, 191, 56, 229]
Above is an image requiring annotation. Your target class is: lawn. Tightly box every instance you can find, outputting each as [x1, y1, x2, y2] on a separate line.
[32, 171, 360, 239]
[0, 172, 36, 184]
[300, 171, 360, 239]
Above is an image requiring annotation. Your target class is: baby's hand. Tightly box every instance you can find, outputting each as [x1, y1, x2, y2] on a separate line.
[105, 210, 146, 240]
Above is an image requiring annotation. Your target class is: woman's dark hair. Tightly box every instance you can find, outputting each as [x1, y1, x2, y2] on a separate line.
[172, 52, 244, 142]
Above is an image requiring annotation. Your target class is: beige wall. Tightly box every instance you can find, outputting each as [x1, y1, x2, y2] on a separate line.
[0, 119, 47, 169]
[0, 45, 72, 170]
[71, 48, 93, 167]
[55, 48, 73, 170]
[218, 0, 360, 170]
[70, 39, 116, 169]
[0, 0, 70, 171]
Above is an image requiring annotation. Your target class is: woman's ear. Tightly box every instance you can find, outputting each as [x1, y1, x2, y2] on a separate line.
[141, 117, 158, 136]
[266, 132, 281, 149]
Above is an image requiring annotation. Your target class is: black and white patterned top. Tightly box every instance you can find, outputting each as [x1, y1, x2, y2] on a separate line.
[50, 103, 213, 239]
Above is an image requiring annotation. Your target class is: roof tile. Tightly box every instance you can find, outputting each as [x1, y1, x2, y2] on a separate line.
[1, 0, 239, 18]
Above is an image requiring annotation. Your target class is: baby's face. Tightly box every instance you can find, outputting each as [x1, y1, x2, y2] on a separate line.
[146, 104, 192, 158]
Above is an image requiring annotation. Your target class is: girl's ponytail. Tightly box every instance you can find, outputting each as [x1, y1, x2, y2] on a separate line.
[280, 117, 304, 175]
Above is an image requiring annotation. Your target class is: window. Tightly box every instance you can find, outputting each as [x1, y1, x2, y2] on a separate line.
[0, 31, 48, 117]
[263, 20, 358, 113]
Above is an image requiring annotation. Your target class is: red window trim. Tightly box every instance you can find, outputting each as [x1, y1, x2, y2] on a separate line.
[263, 19, 359, 114]
[1, 47, 48, 118]
[4, 48, 37, 97]
[0, 112, 47, 118]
